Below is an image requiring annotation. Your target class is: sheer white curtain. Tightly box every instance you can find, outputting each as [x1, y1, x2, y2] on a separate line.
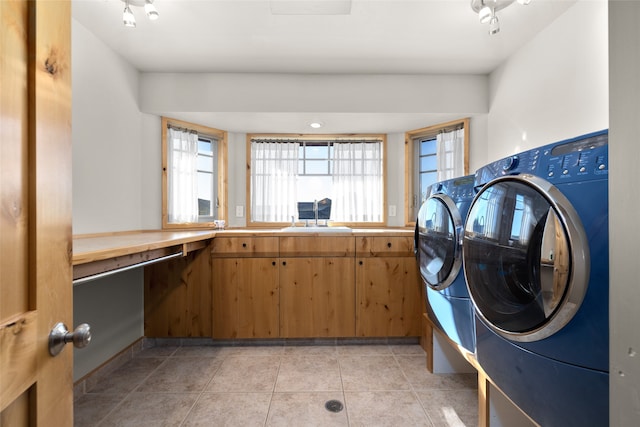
[167, 127, 199, 223]
[251, 141, 299, 222]
[436, 128, 465, 181]
[332, 141, 383, 222]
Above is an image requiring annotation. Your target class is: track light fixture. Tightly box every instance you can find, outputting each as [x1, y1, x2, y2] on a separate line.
[470, 0, 531, 35]
[122, 0, 159, 27]
[123, 1, 136, 27]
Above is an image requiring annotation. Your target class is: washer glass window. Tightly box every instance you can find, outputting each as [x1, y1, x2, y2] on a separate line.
[417, 197, 457, 289]
[464, 180, 571, 333]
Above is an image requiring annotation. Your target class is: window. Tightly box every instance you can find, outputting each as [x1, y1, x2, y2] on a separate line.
[405, 118, 469, 224]
[162, 117, 227, 229]
[247, 135, 385, 226]
[196, 135, 220, 221]
[416, 137, 438, 204]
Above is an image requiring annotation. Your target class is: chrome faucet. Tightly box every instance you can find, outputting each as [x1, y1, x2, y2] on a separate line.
[314, 199, 318, 226]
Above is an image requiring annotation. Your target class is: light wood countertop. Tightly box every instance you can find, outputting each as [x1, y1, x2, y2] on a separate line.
[72, 227, 415, 265]
[72, 230, 217, 265]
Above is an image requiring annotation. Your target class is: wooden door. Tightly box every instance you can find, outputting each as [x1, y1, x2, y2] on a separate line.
[212, 258, 279, 339]
[356, 257, 422, 337]
[279, 257, 355, 338]
[1, 1, 73, 425]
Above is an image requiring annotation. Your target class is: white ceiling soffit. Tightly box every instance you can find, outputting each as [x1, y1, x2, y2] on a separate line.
[72, 0, 578, 75]
[71, 0, 579, 133]
[269, 0, 352, 15]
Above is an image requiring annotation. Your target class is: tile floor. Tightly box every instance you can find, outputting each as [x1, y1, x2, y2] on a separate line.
[74, 342, 478, 427]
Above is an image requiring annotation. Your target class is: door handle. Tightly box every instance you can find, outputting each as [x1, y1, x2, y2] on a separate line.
[48, 322, 91, 356]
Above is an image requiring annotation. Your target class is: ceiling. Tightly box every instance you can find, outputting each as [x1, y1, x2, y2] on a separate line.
[72, 0, 577, 133]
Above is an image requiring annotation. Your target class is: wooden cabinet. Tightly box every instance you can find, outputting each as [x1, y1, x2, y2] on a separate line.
[279, 236, 356, 338]
[355, 236, 422, 337]
[144, 242, 213, 337]
[279, 257, 355, 337]
[212, 257, 279, 339]
[189, 232, 421, 340]
[211, 237, 279, 339]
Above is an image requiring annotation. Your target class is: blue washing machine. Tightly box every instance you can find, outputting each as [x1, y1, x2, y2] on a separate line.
[463, 130, 609, 426]
[415, 175, 476, 354]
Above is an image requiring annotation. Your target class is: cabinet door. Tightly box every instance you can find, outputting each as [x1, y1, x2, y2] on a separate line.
[212, 258, 279, 339]
[280, 257, 355, 338]
[356, 257, 422, 337]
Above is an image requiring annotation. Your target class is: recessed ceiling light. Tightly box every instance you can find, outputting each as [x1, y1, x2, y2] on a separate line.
[270, 0, 352, 15]
[310, 122, 323, 129]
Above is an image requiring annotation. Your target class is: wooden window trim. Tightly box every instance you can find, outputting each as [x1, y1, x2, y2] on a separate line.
[245, 133, 387, 228]
[161, 116, 228, 230]
[404, 118, 470, 226]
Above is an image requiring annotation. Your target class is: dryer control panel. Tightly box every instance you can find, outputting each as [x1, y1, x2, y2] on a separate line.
[474, 130, 608, 187]
[537, 130, 608, 184]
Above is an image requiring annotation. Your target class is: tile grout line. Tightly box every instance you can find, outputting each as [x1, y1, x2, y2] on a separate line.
[262, 346, 284, 426]
[336, 345, 350, 427]
[177, 346, 227, 427]
[93, 352, 175, 426]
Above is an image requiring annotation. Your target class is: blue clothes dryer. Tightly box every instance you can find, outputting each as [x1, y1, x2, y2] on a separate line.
[463, 130, 609, 427]
[415, 175, 476, 354]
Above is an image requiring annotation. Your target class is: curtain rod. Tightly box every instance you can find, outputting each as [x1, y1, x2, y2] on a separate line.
[251, 138, 382, 144]
[167, 124, 198, 134]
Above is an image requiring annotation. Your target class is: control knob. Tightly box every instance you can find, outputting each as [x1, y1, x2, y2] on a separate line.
[502, 156, 519, 172]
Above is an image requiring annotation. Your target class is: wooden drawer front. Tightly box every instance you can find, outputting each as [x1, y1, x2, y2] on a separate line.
[211, 237, 279, 257]
[356, 236, 415, 257]
[279, 236, 355, 257]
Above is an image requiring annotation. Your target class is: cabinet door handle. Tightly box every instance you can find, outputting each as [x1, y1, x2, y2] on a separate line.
[359, 260, 363, 265]
[242, 243, 247, 248]
[282, 261, 287, 266]
[387, 242, 392, 248]
[272, 261, 276, 266]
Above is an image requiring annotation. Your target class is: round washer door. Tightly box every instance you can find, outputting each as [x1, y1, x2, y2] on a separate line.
[417, 193, 463, 291]
[463, 174, 589, 342]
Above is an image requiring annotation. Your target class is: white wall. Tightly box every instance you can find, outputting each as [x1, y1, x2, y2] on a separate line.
[72, 21, 144, 234]
[609, 1, 640, 425]
[140, 73, 488, 116]
[487, 0, 608, 161]
[72, 20, 147, 381]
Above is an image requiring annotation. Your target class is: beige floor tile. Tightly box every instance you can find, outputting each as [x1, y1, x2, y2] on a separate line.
[136, 346, 179, 358]
[182, 392, 271, 426]
[345, 391, 433, 427]
[416, 389, 478, 427]
[336, 344, 392, 356]
[267, 392, 348, 427]
[207, 355, 281, 392]
[86, 357, 165, 394]
[74, 393, 124, 427]
[75, 344, 480, 426]
[275, 355, 342, 392]
[171, 345, 234, 358]
[223, 345, 285, 357]
[136, 357, 222, 392]
[284, 344, 337, 356]
[396, 355, 477, 390]
[339, 356, 411, 391]
[389, 344, 427, 356]
[99, 392, 198, 427]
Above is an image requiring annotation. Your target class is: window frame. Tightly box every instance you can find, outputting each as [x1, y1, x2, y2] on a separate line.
[246, 133, 387, 228]
[162, 116, 228, 230]
[404, 118, 469, 226]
